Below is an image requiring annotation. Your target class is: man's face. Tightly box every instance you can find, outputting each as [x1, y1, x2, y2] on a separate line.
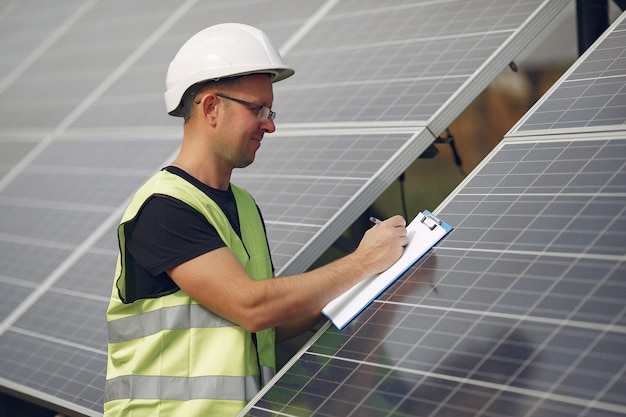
[214, 74, 275, 169]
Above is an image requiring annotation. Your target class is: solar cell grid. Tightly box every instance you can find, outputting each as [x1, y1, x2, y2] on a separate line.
[279, 33, 510, 123]
[277, 0, 556, 124]
[517, 13, 626, 131]
[0, 284, 34, 322]
[13, 292, 107, 351]
[54, 252, 118, 296]
[0, 331, 105, 412]
[252, 322, 626, 416]
[239, 133, 410, 178]
[0, 241, 71, 284]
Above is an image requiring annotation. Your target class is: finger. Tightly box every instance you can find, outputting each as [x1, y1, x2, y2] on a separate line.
[387, 215, 406, 227]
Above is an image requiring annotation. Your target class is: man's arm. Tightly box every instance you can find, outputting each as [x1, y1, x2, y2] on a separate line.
[168, 215, 408, 332]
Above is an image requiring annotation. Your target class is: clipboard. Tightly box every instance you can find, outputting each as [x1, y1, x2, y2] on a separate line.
[322, 210, 452, 330]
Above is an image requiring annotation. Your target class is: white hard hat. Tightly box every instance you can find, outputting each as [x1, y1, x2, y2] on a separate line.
[164, 23, 295, 117]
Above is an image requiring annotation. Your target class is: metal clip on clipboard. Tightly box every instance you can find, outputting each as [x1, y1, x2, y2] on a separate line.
[420, 213, 442, 230]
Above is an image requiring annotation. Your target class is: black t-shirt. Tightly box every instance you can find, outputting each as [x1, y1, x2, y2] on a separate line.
[126, 166, 271, 299]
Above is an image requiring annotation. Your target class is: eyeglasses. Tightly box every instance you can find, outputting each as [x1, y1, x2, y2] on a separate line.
[216, 94, 276, 121]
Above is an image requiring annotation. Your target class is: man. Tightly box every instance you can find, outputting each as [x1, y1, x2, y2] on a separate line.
[104, 23, 407, 417]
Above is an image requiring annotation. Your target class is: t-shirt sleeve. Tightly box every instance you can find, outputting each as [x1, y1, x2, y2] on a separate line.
[127, 195, 226, 276]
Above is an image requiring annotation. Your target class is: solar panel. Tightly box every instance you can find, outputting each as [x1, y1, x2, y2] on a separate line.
[0, 0, 569, 415]
[242, 11, 626, 416]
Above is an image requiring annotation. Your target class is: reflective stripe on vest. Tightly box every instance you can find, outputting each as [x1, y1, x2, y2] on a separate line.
[107, 304, 235, 343]
[106, 374, 261, 402]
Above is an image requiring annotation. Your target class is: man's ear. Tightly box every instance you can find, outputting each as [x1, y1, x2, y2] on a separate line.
[192, 94, 219, 125]
[201, 94, 219, 126]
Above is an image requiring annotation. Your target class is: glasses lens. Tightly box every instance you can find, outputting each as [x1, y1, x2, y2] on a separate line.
[259, 107, 272, 121]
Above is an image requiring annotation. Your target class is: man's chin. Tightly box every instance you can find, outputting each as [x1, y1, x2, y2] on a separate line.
[234, 158, 255, 169]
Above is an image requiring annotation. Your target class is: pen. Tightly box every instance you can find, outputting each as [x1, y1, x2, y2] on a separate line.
[369, 216, 382, 225]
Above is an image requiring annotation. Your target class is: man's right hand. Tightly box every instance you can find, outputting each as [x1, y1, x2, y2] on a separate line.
[354, 215, 408, 275]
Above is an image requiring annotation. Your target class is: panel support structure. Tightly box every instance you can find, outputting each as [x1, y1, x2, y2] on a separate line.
[576, 0, 609, 55]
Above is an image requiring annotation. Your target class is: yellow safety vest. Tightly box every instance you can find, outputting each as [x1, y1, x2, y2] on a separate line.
[104, 170, 274, 417]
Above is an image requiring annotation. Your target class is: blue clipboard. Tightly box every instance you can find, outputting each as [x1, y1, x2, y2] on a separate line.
[322, 210, 452, 330]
